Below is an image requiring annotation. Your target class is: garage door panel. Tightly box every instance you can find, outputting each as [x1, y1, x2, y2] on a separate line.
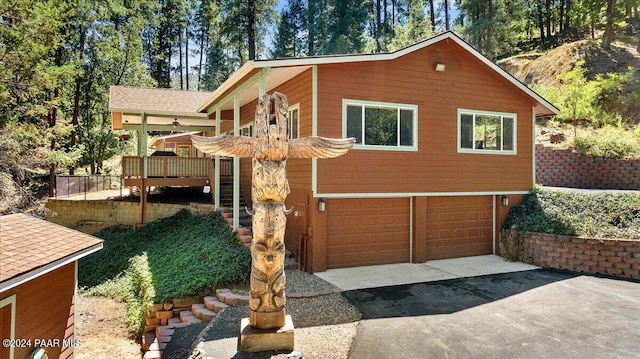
[327, 198, 409, 269]
[426, 196, 493, 260]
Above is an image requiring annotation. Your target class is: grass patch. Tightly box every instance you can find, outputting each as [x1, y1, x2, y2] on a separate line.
[504, 186, 640, 239]
[79, 209, 251, 332]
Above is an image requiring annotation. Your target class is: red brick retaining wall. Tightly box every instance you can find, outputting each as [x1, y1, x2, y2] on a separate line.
[535, 144, 640, 190]
[500, 229, 640, 280]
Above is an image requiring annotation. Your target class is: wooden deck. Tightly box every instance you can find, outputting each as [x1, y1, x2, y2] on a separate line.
[122, 156, 231, 187]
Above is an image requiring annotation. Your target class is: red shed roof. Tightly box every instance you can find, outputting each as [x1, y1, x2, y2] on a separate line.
[0, 213, 103, 292]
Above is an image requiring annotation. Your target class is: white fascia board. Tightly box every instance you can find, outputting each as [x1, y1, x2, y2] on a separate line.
[114, 110, 209, 119]
[197, 62, 256, 113]
[0, 243, 103, 294]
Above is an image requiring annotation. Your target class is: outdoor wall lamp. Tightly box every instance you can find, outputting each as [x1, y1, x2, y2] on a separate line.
[501, 195, 509, 207]
[172, 119, 181, 127]
[318, 198, 326, 212]
[434, 63, 446, 72]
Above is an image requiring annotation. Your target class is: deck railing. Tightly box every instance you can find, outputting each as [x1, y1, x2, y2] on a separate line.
[122, 156, 232, 178]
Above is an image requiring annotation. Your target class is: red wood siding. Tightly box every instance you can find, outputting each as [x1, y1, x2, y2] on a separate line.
[326, 198, 410, 268]
[0, 263, 76, 359]
[315, 39, 536, 194]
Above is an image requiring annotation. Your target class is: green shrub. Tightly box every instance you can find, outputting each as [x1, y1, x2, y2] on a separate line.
[571, 126, 640, 159]
[79, 209, 251, 332]
[504, 186, 640, 239]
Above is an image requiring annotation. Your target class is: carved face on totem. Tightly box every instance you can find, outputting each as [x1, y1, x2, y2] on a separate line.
[248, 201, 290, 273]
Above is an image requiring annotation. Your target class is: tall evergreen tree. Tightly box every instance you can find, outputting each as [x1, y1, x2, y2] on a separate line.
[326, 0, 368, 54]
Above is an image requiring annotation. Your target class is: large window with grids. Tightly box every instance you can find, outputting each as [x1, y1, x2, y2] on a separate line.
[458, 109, 517, 154]
[343, 99, 417, 151]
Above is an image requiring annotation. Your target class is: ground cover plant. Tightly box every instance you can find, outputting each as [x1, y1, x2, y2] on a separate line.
[78, 209, 251, 332]
[504, 186, 640, 239]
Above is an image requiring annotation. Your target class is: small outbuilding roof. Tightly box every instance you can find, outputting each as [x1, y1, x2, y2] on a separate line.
[0, 213, 103, 293]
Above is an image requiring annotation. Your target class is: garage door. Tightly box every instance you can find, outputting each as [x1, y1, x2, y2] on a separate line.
[326, 198, 410, 269]
[425, 196, 493, 260]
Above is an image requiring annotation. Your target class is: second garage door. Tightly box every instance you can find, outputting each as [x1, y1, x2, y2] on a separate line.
[425, 196, 494, 260]
[326, 198, 410, 269]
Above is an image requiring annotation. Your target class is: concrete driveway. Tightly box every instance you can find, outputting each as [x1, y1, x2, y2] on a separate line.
[342, 268, 640, 359]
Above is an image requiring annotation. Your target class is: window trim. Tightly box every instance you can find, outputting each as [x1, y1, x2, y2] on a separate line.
[288, 103, 300, 139]
[457, 108, 517, 155]
[342, 99, 418, 151]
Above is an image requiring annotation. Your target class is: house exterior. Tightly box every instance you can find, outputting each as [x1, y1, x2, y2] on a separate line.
[0, 214, 103, 359]
[149, 131, 203, 157]
[109, 31, 558, 272]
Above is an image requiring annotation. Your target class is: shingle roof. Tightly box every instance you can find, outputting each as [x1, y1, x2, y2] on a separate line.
[0, 214, 103, 291]
[109, 86, 213, 114]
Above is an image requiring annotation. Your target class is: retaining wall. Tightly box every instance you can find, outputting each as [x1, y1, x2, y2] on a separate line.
[500, 229, 640, 280]
[46, 199, 189, 233]
[535, 144, 640, 190]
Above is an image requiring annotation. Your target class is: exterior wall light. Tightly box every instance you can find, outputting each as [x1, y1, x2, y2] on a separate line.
[501, 195, 509, 207]
[318, 198, 326, 212]
[435, 63, 446, 72]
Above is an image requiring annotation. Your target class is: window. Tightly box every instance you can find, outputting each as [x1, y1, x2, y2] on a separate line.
[288, 105, 299, 139]
[343, 100, 417, 150]
[240, 124, 252, 137]
[458, 109, 516, 154]
[230, 124, 252, 137]
[176, 144, 191, 157]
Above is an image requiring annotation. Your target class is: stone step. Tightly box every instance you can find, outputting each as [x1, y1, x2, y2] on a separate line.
[143, 350, 162, 359]
[216, 289, 250, 305]
[155, 325, 174, 337]
[204, 296, 230, 312]
[239, 234, 253, 243]
[191, 303, 217, 320]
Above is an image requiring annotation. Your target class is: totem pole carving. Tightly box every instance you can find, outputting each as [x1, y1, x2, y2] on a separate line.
[192, 92, 354, 330]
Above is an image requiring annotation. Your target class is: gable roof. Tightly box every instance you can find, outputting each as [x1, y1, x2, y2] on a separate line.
[197, 31, 559, 117]
[109, 86, 213, 115]
[0, 213, 103, 293]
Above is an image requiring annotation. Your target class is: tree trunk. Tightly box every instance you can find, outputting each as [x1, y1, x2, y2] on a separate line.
[444, 0, 450, 31]
[559, 0, 564, 33]
[538, 0, 545, 44]
[248, 0, 256, 60]
[429, 0, 436, 31]
[564, 0, 572, 31]
[179, 27, 184, 90]
[545, 0, 552, 39]
[70, 27, 86, 174]
[376, 0, 381, 51]
[602, 0, 616, 50]
[185, 26, 189, 90]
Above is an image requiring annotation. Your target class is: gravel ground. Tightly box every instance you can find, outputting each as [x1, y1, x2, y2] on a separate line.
[187, 269, 362, 359]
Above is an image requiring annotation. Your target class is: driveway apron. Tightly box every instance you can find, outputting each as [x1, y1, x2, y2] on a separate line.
[344, 269, 640, 359]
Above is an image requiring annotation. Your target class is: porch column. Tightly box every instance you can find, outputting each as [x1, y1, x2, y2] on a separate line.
[214, 106, 221, 210]
[141, 112, 148, 178]
[233, 95, 240, 231]
[140, 112, 148, 225]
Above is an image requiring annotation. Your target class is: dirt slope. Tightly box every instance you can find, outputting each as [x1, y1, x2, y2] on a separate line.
[499, 40, 640, 87]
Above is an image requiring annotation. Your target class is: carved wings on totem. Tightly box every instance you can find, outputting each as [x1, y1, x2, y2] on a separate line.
[191, 134, 355, 159]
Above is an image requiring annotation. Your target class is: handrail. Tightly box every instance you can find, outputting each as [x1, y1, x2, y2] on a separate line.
[122, 156, 233, 178]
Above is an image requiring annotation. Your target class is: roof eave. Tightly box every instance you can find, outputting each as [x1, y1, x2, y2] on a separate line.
[196, 61, 257, 113]
[0, 242, 103, 293]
